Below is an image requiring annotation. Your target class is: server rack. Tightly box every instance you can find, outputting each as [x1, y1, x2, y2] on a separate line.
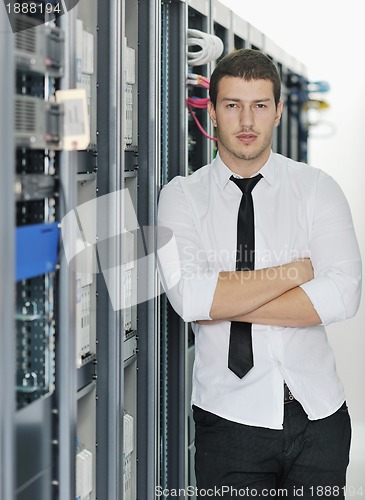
[285, 67, 309, 162]
[2, 0, 161, 497]
[96, 0, 162, 497]
[11, 3, 65, 498]
[161, 2, 310, 498]
[263, 36, 285, 155]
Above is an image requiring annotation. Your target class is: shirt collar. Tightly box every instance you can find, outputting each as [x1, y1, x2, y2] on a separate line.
[212, 150, 278, 189]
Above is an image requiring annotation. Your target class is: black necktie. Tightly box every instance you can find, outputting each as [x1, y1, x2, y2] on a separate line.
[229, 174, 262, 378]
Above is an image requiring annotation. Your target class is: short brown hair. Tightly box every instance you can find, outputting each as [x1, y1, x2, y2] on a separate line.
[209, 48, 281, 108]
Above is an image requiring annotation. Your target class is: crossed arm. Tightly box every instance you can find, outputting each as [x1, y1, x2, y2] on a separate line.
[202, 261, 321, 327]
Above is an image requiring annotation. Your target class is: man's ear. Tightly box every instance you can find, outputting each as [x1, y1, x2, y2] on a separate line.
[207, 101, 217, 128]
[275, 100, 284, 127]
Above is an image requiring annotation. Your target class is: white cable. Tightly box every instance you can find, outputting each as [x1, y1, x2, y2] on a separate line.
[187, 73, 199, 85]
[187, 28, 224, 66]
[187, 29, 223, 65]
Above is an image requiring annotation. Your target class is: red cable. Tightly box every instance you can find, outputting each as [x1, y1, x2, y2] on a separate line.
[188, 106, 217, 142]
[187, 96, 210, 109]
[187, 74, 216, 141]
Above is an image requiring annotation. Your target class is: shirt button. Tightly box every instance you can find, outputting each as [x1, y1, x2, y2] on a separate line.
[277, 361, 282, 366]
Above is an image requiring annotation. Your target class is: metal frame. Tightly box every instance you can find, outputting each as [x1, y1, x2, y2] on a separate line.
[56, 7, 78, 500]
[231, 10, 249, 48]
[160, 0, 190, 493]
[95, 0, 125, 497]
[0, 8, 15, 500]
[137, 0, 162, 496]
[248, 22, 264, 50]
[211, 0, 233, 54]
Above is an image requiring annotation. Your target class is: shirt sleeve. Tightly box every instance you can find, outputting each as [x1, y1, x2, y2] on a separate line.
[300, 171, 362, 325]
[157, 178, 219, 322]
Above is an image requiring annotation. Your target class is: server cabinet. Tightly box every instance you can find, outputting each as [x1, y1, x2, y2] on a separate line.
[263, 36, 285, 155]
[160, 2, 310, 498]
[96, 0, 162, 498]
[1, 0, 152, 498]
[10, 3, 65, 498]
[285, 69, 309, 162]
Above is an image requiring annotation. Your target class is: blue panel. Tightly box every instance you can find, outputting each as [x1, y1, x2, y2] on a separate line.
[15, 222, 60, 281]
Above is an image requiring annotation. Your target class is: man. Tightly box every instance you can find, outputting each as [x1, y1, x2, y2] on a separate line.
[157, 49, 362, 499]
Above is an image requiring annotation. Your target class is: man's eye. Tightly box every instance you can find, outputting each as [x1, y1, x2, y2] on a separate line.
[256, 103, 267, 109]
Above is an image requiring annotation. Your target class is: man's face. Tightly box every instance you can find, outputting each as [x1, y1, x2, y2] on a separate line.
[208, 76, 283, 173]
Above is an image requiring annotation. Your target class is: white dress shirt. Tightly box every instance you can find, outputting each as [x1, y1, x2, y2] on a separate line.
[157, 151, 362, 429]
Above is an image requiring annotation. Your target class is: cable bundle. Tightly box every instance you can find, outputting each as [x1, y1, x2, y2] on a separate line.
[187, 73, 217, 141]
[187, 73, 210, 107]
[186, 29, 224, 140]
[307, 80, 330, 93]
[187, 29, 224, 66]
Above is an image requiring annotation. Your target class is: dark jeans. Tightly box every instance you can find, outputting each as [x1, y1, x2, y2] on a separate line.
[193, 401, 351, 499]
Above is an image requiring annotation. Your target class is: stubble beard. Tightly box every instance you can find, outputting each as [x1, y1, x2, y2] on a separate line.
[217, 129, 273, 163]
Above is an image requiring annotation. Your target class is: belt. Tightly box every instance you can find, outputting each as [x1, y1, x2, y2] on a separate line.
[284, 383, 295, 404]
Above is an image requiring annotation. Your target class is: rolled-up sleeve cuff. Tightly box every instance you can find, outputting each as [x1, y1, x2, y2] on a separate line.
[300, 277, 346, 326]
[182, 270, 219, 322]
